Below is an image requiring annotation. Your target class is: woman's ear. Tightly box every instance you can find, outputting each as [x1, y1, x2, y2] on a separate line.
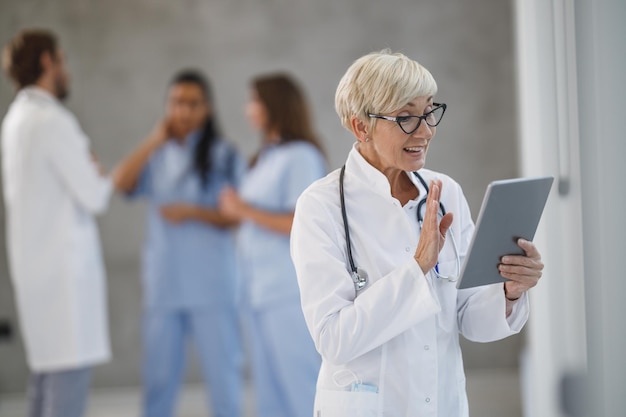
[350, 116, 370, 143]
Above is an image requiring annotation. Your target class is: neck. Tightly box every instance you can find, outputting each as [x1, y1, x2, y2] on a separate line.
[264, 129, 281, 145]
[384, 168, 416, 200]
[357, 144, 418, 203]
[173, 129, 199, 144]
[34, 77, 56, 98]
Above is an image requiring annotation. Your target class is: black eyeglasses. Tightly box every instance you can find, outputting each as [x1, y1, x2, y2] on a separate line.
[368, 103, 447, 134]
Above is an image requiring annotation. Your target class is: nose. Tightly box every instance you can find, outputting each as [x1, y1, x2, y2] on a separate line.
[180, 104, 194, 118]
[411, 119, 434, 140]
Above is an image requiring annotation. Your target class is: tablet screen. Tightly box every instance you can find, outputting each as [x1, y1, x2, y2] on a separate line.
[456, 176, 553, 290]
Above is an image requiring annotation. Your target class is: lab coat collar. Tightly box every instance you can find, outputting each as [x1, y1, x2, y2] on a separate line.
[345, 143, 426, 200]
[18, 86, 60, 106]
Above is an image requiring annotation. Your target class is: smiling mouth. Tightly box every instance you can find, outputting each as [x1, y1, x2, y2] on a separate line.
[404, 146, 424, 153]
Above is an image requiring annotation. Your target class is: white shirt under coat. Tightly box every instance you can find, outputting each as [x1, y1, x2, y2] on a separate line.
[1, 87, 113, 372]
[290, 144, 529, 417]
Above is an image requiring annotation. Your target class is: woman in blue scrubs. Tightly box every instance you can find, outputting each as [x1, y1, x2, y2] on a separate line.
[115, 71, 244, 417]
[219, 73, 325, 417]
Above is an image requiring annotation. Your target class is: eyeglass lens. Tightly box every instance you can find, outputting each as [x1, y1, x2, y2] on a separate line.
[398, 105, 445, 134]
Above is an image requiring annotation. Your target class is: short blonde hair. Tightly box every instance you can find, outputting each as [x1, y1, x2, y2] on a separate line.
[335, 50, 438, 132]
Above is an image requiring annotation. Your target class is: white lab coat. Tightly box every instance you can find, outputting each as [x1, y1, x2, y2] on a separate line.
[1, 87, 113, 372]
[290, 145, 529, 417]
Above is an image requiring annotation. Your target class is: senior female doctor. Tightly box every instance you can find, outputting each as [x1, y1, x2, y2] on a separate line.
[290, 50, 544, 417]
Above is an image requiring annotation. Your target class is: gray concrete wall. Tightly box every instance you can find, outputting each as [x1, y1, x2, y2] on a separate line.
[0, 0, 521, 392]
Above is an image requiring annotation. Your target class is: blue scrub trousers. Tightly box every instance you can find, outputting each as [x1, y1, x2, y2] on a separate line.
[246, 300, 321, 417]
[27, 366, 91, 417]
[142, 306, 243, 417]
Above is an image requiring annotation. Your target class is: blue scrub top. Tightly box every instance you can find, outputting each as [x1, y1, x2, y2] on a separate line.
[238, 141, 326, 309]
[131, 132, 245, 311]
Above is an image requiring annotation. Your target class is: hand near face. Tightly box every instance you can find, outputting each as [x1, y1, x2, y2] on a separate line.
[160, 203, 196, 224]
[414, 180, 454, 274]
[147, 118, 173, 147]
[500, 239, 544, 300]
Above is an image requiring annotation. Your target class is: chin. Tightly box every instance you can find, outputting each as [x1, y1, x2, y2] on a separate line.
[405, 159, 426, 172]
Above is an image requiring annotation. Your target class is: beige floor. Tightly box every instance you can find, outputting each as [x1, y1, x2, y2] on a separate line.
[0, 368, 522, 417]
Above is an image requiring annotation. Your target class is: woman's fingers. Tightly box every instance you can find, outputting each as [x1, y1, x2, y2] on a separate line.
[517, 238, 542, 260]
[423, 180, 441, 228]
[498, 265, 542, 282]
[499, 239, 544, 296]
[499, 258, 543, 279]
[415, 180, 448, 274]
[439, 212, 453, 238]
[430, 180, 442, 205]
[500, 240, 544, 274]
[501, 254, 544, 270]
[426, 180, 453, 241]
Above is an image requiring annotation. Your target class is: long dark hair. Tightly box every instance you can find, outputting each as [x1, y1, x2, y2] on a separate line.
[251, 73, 325, 165]
[170, 70, 220, 187]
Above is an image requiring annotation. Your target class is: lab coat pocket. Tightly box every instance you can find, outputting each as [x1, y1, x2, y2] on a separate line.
[314, 388, 379, 417]
[434, 259, 459, 334]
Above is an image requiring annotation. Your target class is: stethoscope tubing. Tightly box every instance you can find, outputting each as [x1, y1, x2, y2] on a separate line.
[339, 165, 358, 274]
[414, 170, 447, 221]
[339, 166, 460, 291]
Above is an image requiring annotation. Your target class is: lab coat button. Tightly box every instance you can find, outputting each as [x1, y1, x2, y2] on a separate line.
[405, 247, 411, 252]
[424, 345, 430, 351]
[425, 397, 431, 403]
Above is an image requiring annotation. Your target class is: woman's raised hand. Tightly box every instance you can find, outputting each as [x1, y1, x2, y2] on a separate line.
[414, 180, 454, 274]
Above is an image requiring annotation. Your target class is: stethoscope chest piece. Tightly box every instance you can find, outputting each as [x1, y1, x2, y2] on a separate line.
[351, 267, 369, 291]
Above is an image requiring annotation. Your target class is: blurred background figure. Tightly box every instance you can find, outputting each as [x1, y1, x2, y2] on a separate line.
[219, 73, 326, 417]
[114, 70, 244, 417]
[1, 29, 115, 417]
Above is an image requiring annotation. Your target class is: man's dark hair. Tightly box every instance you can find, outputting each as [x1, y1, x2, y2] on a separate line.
[2, 29, 58, 89]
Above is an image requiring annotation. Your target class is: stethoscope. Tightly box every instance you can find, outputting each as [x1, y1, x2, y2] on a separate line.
[340, 165, 461, 292]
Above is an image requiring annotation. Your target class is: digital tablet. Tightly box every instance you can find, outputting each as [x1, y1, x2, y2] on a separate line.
[456, 176, 554, 290]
